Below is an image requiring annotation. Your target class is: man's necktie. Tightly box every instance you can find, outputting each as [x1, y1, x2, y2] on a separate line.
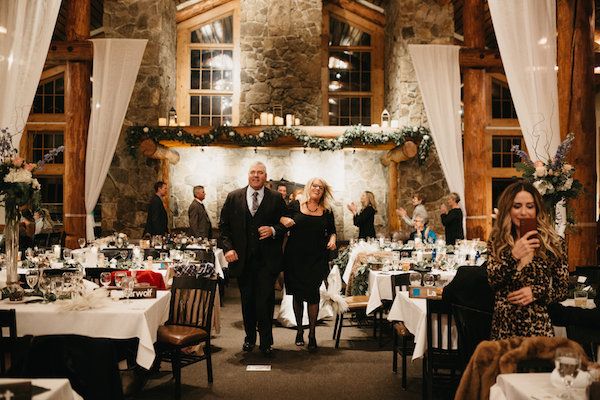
[251, 191, 259, 216]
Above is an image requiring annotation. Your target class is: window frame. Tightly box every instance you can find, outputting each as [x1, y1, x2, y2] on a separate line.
[322, 3, 384, 126]
[176, 1, 240, 126]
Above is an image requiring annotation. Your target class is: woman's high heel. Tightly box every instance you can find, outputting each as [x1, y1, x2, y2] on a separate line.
[295, 330, 305, 346]
[307, 335, 317, 353]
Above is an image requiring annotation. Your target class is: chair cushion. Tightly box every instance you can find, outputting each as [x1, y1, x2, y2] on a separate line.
[157, 325, 208, 347]
[345, 295, 369, 310]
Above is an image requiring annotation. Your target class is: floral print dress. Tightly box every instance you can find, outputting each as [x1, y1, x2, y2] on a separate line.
[486, 240, 569, 340]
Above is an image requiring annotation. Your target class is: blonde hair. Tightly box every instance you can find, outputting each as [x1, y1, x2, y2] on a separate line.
[289, 188, 304, 202]
[302, 177, 333, 211]
[363, 191, 377, 212]
[490, 181, 564, 261]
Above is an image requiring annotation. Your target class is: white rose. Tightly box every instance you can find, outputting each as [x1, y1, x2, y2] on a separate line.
[31, 178, 41, 190]
[534, 166, 547, 178]
[423, 134, 430, 140]
[562, 164, 574, 174]
[259, 132, 264, 138]
[560, 178, 573, 191]
[3, 168, 33, 184]
[533, 180, 553, 196]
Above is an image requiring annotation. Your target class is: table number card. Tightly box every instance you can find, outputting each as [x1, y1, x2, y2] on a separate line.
[130, 287, 157, 299]
[408, 286, 443, 299]
[0, 381, 32, 400]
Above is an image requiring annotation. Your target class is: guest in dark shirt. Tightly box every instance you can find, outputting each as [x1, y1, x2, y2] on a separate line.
[143, 181, 169, 236]
[347, 191, 377, 239]
[440, 192, 464, 245]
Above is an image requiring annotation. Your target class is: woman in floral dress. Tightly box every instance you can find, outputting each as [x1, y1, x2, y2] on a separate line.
[487, 181, 569, 339]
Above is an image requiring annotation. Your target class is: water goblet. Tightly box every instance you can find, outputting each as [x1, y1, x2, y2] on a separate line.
[62, 248, 71, 261]
[123, 276, 135, 303]
[26, 269, 39, 292]
[39, 274, 51, 303]
[114, 271, 127, 288]
[409, 272, 422, 287]
[78, 238, 86, 249]
[555, 347, 581, 399]
[423, 273, 435, 287]
[120, 250, 129, 261]
[100, 272, 112, 288]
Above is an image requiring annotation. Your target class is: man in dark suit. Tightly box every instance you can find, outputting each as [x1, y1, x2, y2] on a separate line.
[144, 181, 168, 236]
[188, 185, 212, 239]
[218, 162, 287, 356]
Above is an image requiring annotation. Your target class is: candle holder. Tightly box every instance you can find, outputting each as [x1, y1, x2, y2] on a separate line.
[272, 105, 283, 119]
[168, 107, 178, 127]
[381, 109, 390, 128]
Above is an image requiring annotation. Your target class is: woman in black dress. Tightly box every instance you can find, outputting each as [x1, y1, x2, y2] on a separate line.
[281, 177, 336, 352]
[347, 191, 377, 239]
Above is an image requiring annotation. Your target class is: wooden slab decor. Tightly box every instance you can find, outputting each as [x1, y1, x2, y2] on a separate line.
[408, 286, 443, 300]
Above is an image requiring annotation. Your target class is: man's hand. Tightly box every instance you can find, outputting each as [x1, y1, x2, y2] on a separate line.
[258, 226, 273, 240]
[224, 250, 238, 263]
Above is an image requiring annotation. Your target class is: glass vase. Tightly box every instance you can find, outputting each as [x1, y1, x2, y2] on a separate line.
[4, 201, 24, 301]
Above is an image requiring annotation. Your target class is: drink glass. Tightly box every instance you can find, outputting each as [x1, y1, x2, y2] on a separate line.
[39, 275, 51, 303]
[409, 272, 422, 287]
[26, 269, 39, 291]
[100, 272, 112, 288]
[62, 248, 71, 261]
[123, 276, 135, 302]
[554, 347, 581, 399]
[114, 271, 127, 288]
[423, 273, 435, 287]
[78, 238, 86, 249]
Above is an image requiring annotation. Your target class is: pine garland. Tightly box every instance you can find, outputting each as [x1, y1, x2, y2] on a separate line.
[126, 124, 432, 164]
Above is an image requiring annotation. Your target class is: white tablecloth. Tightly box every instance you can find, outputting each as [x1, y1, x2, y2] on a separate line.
[387, 291, 457, 360]
[0, 292, 170, 369]
[489, 373, 587, 400]
[342, 242, 381, 283]
[275, 285, 334, 328]
[0, 378, 82, 400]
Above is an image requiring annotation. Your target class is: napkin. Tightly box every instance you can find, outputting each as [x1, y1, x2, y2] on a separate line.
[59, 288, 110, 311]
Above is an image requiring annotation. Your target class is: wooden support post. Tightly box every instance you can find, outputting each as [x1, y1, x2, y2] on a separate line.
[63, 0, 90, 248]
[462, 0, 491, 240]
[557, 0, 597, 268]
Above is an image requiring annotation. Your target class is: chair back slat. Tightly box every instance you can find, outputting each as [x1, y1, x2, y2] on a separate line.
[426, 299, 458, 358]
[390, 273, 410, 300]
[452, 304, 492, 368]
[168, 277, 217, 331]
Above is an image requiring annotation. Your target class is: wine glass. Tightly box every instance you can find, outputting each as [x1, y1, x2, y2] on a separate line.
[114, 271, 127, 288]
[62, 248, 71, 261]
[100, 272, 112, 288]
[409, 272, 422, 287]
[39, 274, 51, 303]
[555, 347, 581, 399]
[26, 269, 39, 292]
[423, 273, 435, 287]
[78, 238, 86, 249]
[120, 250, 129, 261]
[123, 276, 135, 303]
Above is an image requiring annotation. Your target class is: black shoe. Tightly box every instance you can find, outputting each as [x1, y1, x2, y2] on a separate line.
[242, 342, 255, 352]
[307, 336, 317, 353]
[295, 330, 305, 346]
[260, 346, 274, 357]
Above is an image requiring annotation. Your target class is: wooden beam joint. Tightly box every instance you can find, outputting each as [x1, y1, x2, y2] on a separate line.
[46, 41, 93, 62]
[459, 48, 503, 70]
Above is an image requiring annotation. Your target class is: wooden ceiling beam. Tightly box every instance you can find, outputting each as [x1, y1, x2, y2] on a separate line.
[326, 0, 385, 26]
[176, 0, 233, 23]
[459, 47, 503, 70]
[46, 41, 93, 62]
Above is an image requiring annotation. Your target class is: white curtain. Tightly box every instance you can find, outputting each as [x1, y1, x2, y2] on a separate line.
[488, 0, 560, 162]
[85, 39, 147, 240]
[0, 0, 61, 148]
[408, 45, 465, 223]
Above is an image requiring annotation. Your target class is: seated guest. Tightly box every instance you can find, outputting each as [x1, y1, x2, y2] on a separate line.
[34, 209, 53, 235]
[440, 192, 464, 245]
[277, 184, 288, 203]
[408, 215, 436, 243]
[347, 191, 377, 239]
[487, 181, 569, 340]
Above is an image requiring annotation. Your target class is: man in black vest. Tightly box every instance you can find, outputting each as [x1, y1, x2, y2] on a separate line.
[218, 162, 287, 356]
[144, 181, 168, 236]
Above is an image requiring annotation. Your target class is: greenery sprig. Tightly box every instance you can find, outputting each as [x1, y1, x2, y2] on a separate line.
[126, 124, 432, 164]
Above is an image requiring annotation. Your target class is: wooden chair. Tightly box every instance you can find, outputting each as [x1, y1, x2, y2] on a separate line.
[157, 276, 217, 398]
[33, 233, 50, 249]
[0, 309, 17, 376]
[47, 231, 63, 247]
[451, 304, 492, 369]
[424, 298, 461, 400]
[391, 273, 415, 389]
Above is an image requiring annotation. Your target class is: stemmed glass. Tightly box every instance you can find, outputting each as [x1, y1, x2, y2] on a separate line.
[555, 347, 581, 399]
[100, 272, 112, 288]
[39, 274, 51, 303]
[78, 238, 86, 249]
[423, 273, 436, 287]
[114, 271, 127, 288]
[122, 276, 135, 303]
[26, 269, 39, 292]
[409, 272, 422, 287]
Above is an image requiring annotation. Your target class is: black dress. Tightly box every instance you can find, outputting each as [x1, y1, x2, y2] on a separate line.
[284, 201, 336, 304]
[441, 208, 464, 245]
[353, 205, 376, 239]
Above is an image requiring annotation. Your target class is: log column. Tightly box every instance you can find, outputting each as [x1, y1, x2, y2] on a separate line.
[64, 0, 90, 248]
[462, 0, 490, 240]
[557, 0, 597, 268]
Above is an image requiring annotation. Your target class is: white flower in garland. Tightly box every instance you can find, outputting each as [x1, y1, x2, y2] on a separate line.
[4, 168, 34, 184]
[534, 165, 547, 178]
[31, 178, 41, 190]
[533, 180, 554, 195]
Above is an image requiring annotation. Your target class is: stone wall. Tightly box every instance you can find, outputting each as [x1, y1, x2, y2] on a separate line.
[238, 0, 322, 125]
[384, 0, 455, 237]
[169, 147, 389, 240]
[100, 0, 177, 237]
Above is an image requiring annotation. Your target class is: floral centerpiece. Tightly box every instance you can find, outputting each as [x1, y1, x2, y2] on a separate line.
[511, 132, 582, 228]
[0, 127, 63, 300]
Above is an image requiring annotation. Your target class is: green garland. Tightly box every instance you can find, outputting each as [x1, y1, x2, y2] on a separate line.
[126, 124, 433, 164]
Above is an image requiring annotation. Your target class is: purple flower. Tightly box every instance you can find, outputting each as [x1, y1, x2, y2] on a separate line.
[511, 144, 534, 166]
[36, 146, 65, 169]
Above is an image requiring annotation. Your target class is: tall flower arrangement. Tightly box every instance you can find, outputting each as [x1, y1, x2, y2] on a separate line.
[511, 132, 582, 224]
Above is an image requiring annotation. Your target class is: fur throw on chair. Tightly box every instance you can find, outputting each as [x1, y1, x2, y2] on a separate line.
[454, 336, 589, 400]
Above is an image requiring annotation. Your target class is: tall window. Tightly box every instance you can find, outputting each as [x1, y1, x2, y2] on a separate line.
[492, 135, 522, 168]
[491, 79, 517, 119]
[177, 4, 240, 127]
[32, 75, 64, 114]
[30, 131, 64, 164]
[324, 7, 383, 126]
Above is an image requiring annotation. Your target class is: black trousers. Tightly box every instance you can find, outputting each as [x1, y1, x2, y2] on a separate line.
[238, 253, 277, 349]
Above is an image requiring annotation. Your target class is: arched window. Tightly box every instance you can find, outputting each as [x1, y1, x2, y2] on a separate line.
[177, 3, 240, 126]
[323, 5, 383, 126]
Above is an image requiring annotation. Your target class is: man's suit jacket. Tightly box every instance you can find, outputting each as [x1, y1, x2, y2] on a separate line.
[188, 200, 212, 238]
[218, 186, 287, 278]
[144, 194, 168, 236]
